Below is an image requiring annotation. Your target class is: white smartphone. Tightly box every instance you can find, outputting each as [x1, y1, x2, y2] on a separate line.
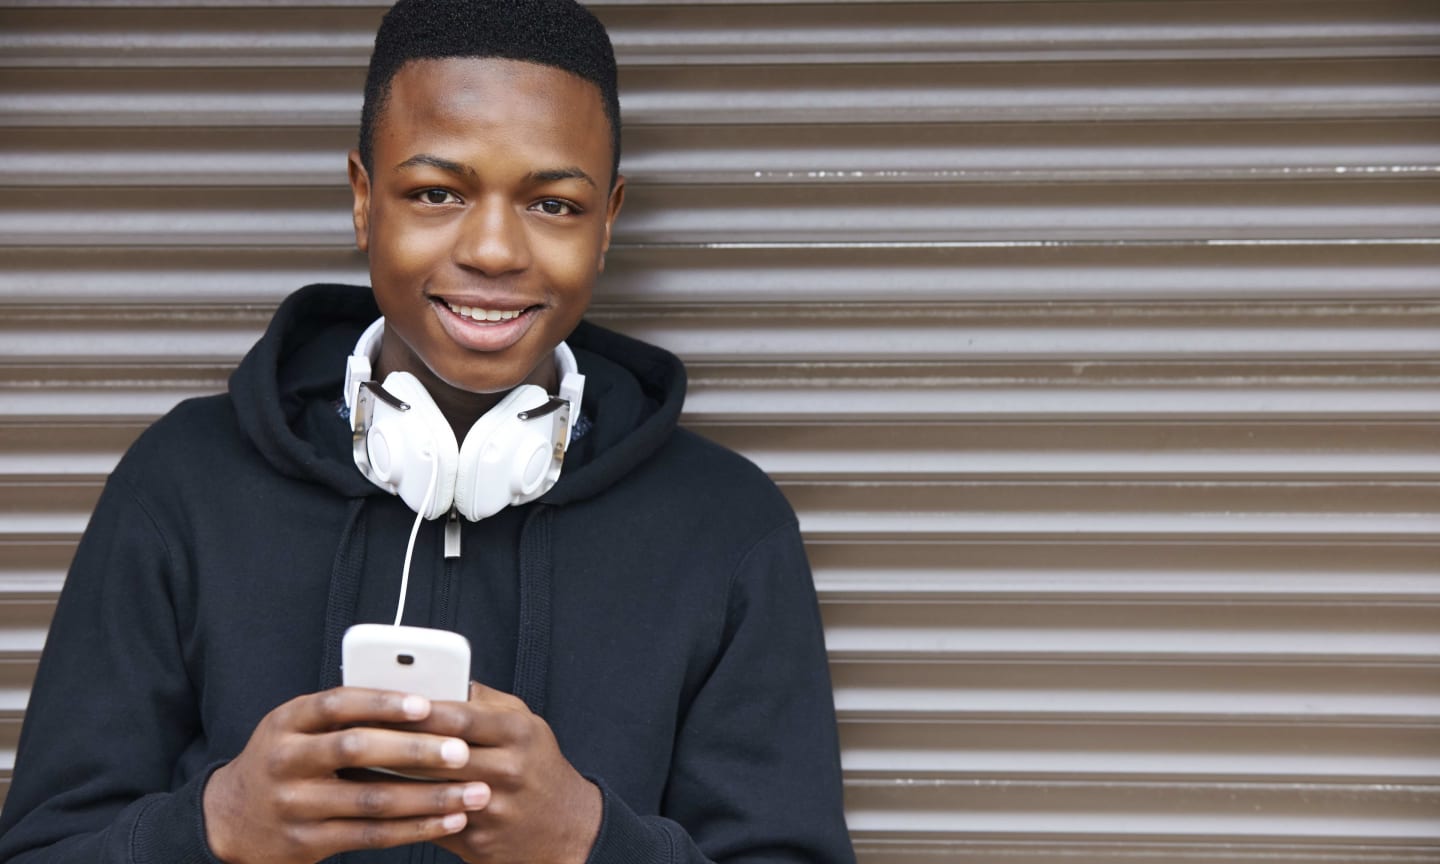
[341, 623, 471, 702]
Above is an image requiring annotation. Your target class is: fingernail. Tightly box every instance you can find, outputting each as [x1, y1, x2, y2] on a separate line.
[462, 782, 489, 808]
[401, 695, 430, 719]
[440, 738, 469, 767]
[442, 812, 467, 832]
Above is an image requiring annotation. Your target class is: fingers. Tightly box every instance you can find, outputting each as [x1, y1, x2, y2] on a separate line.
[467, 680, 500, 703]
[291, 812, 471, 853]
[280, 687, 434, 733]
[405, 685, 532, 746]
[284, 778, 491, 821]
[465, 681, 528, 710]
[300, 726, 474, 775]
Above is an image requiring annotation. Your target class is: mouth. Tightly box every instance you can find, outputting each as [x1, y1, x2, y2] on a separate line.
[429, 296, 543, 353]
[438, 298, 537, 323]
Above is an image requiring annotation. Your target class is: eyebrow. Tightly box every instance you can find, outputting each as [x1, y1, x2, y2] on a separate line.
[392, 155, 596, 190]
[394, 154, 476, 178]
[529, 167, 597, 189]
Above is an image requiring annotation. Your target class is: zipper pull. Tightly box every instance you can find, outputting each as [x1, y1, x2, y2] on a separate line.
[444, 507, 462, 559]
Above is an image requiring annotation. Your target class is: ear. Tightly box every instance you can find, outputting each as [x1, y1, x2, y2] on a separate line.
[347, 149, 372, 253]
[597, 174, 626, 273]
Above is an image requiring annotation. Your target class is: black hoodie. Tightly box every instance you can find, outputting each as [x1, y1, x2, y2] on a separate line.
[0, 285, 854, 864]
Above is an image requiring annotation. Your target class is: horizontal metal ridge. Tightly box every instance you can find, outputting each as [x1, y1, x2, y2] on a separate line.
[2, 243, 1437, 304]
[6, 565, 1439, 606]
[622, 59, 1440, 124]
[4, 60, 1438, 126]
[0, 424, 144, 477]
[6, 420, 1436, 481]
[13, 539, 1437, 599]
[2, 477, 1436, 542]
[0, 247, 369, 304]
[807, 541, 1440, 602]
[5, 121, 1438, 187]
[0, 603, 49, 656]
[839, 720, 1440, 782]
[592, 301, 1440, 362]
[783, 479, 1440, 541]
[2, 593, 1434, 665]
[4, 3, 1438, 67]
[698, 422, 1440, 481]
[844, 839, 1440, 864]
[3, 180, 1437, 246]
[7, 540, 1438, 601]
[566, 180, 1440, 245]
[821, 600, 1440, 664]
[0, 574, 63, 599]
[683, 361, 1440, 422]
[841, 779, 1440, 840]
[0, 365, 227, 423]
[621, 119, 1440, 184]
[2, 717, 1434, 787]
[832, 660, 1440, 725]
[3, 363, 1438, 421]
[2, 301, 1437, 363]
[0, 305, 267, 364]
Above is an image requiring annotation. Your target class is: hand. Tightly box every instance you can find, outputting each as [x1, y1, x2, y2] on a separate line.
[202, 687, 494, 864]
[412, 683, 602, 864]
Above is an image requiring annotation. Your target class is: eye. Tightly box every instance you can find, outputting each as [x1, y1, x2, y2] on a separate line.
[416, 188, 458, 205]
[534, 198, 578, 217]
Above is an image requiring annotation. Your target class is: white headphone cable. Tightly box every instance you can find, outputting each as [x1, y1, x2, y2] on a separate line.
[394, 443, 440, 627]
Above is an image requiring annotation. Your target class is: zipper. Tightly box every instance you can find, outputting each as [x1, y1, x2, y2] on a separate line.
[444, 507, 462, 559]
[437, 507, 460, 629]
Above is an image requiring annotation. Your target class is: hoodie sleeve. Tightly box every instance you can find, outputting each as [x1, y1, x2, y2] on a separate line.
[582, 521, 856, 864]
[0, 475, 222, 864]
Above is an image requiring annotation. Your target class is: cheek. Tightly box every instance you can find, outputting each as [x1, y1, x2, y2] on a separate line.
[541, 258, 598, 309]
[533, 228, 606, 287]
[370, 210, 451, 279]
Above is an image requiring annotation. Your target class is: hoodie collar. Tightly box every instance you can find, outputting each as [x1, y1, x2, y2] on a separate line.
[229, 283, 687, 508]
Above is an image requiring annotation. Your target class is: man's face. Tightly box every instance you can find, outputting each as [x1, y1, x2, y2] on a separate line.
[348, 57, 624, 398]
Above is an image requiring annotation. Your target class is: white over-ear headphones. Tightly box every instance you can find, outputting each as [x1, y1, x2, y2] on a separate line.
[342, 317, 585, 521]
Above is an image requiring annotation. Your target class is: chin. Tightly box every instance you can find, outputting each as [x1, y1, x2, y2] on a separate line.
[436, 361, 537, 397]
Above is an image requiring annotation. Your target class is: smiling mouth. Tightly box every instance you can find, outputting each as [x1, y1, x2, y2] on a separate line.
[439, 299, 537, 323]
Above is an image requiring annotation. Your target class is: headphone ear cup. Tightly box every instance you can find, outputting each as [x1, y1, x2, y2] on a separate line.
[454, 384, 557, 521]
[371, 372, 459, 519]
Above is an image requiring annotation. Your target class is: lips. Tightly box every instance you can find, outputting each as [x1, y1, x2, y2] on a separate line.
[430, 296, 541, 353]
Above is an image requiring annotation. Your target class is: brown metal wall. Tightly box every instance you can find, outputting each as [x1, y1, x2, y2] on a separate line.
[2, 2, 1439, 860]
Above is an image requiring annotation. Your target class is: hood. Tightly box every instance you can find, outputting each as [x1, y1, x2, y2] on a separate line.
[228, 283, 687, 508]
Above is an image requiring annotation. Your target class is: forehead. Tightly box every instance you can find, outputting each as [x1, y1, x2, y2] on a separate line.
[374, 56, 610, 164]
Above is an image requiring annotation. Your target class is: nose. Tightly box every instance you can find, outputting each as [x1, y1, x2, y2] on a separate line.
[454, 195, 530, 276]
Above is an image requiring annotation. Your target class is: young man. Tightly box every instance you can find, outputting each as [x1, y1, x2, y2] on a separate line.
[0, 0, 854, 862]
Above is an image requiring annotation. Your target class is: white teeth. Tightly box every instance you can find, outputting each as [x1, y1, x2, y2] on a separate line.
[446, 301, 522, 322]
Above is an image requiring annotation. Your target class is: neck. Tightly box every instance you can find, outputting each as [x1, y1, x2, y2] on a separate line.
[374, 346, 559, 443]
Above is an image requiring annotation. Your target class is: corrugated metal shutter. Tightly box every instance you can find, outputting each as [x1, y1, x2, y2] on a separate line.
[2, 2, 1438, 860]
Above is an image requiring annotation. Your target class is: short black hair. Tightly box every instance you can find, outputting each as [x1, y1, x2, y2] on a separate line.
[359, 0, 621, 184]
